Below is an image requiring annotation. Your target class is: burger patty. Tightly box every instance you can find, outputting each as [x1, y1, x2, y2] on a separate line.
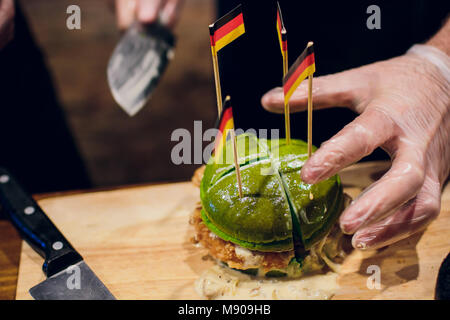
[190, 206, 294, 271]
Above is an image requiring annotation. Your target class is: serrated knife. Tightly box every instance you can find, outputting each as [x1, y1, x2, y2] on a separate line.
[0, 168, 115, 300]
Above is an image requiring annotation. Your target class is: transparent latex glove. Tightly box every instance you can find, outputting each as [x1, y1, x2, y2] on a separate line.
[0, 0, 14, 50]
[115, 0, 184, 30]
[261, 46, 450, 250]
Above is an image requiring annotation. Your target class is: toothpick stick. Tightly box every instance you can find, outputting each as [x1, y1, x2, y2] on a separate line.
[307, 74, 313, 157]
[209, 30, 223, 115]
[230, 128, 243, 198]
[307, 41, 314, 158]
[283, 43, 291, 145]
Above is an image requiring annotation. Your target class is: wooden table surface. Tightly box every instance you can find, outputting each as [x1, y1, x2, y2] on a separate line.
[0, 211, 21, 300]
[2, 162, 449, 300]
[0, 182, 176, 300]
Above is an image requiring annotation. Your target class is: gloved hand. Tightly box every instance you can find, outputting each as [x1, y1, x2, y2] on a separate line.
[115, 0, 184, 30]
[0, 0, 14, 50]
[261, 44, 450, 250]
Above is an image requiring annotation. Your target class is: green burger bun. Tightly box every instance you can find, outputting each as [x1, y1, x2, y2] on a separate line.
[200, 133, 344, 253]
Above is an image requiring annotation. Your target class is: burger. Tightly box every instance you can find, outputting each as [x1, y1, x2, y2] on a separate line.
[191, 133, 347, 278]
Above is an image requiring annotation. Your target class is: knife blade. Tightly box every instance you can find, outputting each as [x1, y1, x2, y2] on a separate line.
[277, 170, 307, 262]
[107, 21, 175, 116]
[0, 168, 115, 300]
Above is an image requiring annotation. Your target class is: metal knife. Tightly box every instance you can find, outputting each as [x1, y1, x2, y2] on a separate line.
[0, 168, 115, 300]
[107, 21, 175, 116]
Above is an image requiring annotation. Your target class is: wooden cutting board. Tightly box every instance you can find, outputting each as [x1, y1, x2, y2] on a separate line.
[15, 162, 450, 299]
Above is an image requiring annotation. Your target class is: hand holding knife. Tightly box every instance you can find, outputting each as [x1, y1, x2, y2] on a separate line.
[108, 0, 183, 116]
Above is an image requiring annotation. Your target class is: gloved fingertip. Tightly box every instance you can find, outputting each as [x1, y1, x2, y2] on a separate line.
[352, 226, 387, 250]
[261, 88, 283, 109]
[260, 95, 270, 109]
[339, 220, 355, 235]
[339, 210, 362, 234]
[300, 161, 324, 184]
[300, 168, 317, 184]
[352, 236, 369, 250]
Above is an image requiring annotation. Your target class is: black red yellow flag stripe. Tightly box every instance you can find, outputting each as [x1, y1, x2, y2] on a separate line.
[283, 44, 315, 104]
[209, 4, 245, 52]
[276, 2, 287, 58]
[214, 97, 235, 162]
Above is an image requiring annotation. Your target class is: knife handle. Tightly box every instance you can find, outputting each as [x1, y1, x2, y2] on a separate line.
[0, 167, 82, 277]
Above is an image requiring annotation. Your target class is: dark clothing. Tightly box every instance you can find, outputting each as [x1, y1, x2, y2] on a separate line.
[0, 4, 91, 193]
[216, 0, 449, 160]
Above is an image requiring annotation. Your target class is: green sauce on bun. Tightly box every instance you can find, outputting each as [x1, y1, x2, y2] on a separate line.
[200, 133, 344, 255]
